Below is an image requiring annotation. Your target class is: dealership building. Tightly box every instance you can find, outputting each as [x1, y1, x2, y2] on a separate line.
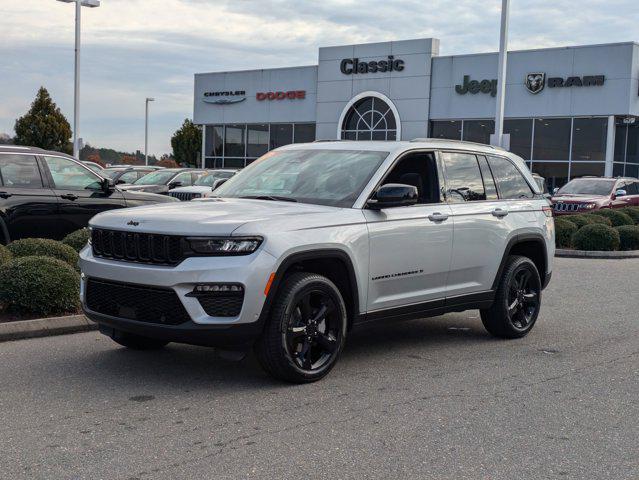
[193, 38, 639, 189]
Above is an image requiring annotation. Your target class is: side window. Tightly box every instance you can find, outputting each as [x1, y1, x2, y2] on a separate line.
[477, 155, 499, 200]
[624, 182, 638, 195]
[487, 156, 534, 199]
[441, 152, 486, 202]
[0, 155, 43, 189]
[192, 172, 203, 184]
[136, 171, 150, 180]
[173, 172, 192, 186]
[381, 151, 441, 204]
[43, 156, 102, 191]
[118, 171, 138, 184]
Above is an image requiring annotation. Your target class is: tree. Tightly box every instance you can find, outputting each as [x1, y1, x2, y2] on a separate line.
[171, 119, 202, 168]
[14, 87, 72, 154]
[157, 156, 179, 168]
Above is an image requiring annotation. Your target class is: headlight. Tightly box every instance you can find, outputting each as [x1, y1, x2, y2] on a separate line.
[186, 236, 262, 255]
[580, 203, 596, 210]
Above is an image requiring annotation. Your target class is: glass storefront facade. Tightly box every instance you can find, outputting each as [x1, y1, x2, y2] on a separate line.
[204, 123, 315, 168]
[613, 121, 639, 179]
[430, 117, 610, 190]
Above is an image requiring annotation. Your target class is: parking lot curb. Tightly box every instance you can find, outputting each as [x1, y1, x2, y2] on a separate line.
[0, 314, 97, 342]
[555, 248, 639, 259]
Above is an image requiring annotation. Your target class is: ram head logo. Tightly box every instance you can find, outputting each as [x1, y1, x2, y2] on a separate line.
[525, 73, 546, 94]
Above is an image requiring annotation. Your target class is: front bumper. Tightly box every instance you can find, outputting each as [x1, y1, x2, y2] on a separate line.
[79, 246, 277, 346]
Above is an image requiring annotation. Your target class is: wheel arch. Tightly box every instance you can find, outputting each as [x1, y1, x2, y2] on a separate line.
[492, 233, 549, 291]
[259, 249, 361, 331]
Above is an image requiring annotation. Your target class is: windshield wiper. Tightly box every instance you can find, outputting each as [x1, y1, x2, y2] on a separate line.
[239, 195, 298, 202]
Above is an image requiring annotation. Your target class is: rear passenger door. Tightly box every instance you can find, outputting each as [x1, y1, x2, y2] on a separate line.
[441, 151, 512, 297]
[0, 154, 60, 241]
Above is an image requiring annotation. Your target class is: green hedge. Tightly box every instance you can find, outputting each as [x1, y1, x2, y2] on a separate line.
[0, 244, 12, 266]
[585, 214, 613, 226]
[566, 214, 594, 229]
[591, 209, 634, 227]
[620, 207, 639, 225]
[7, 238, 78, 268]
[554, 218, 577, 248]
[62, 228, 90, 253]
[615, 225, 639, 251]
[0, 256, 80, 316]
[572, 224, 620, 251]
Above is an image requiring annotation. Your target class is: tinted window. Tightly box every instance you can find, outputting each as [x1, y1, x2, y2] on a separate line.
[294, 124, 316, 143]
[623, 182, 638, 195]
[487, 156, 534, 199]
[225, 125, 245, 157]
[533, 118, 571, 160]
[43, 156, 102, 191]
[477, 155, 498, 200]
[205, 125, 224, 156]
[270, 124, 293, 149]
[531, 162, 568, 192]
[572, 118, 607, 161]
[0, 155, 43, 188]
[463, 120, 494, 145]
[504, 119, 533, 160]
[430, 121, 462, 140]
[441, 152, 486, 202]
[247, 124, 269, 157]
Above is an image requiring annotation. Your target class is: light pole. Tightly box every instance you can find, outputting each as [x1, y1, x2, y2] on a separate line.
[57, 0, 100, 159]
[492, 0, 510, 149]
[145, 98, 155, 166]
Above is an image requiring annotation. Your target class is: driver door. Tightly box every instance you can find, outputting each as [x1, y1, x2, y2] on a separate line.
[41, 155, 126, 236]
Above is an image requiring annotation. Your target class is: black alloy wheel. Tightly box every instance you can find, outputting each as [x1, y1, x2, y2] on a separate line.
[507, 267, 540, 331]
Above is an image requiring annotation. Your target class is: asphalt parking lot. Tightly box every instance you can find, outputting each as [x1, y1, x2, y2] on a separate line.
[0, 257, 637, 480]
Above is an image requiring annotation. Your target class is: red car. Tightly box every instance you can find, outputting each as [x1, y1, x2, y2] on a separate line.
[551, 176, 639, 215]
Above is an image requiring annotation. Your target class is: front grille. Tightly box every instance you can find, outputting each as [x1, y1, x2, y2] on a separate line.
[553, 203, 581, 212]
[91, 228, 184, 266]
[86, 278, 191, 325]
[169, 192, 201, 201]
[197, 294, 244, 317]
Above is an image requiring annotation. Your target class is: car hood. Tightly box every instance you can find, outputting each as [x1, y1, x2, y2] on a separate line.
[551, 195, 608, 204]
[119, 184, 169, 194]
[89, 198, 347, 236]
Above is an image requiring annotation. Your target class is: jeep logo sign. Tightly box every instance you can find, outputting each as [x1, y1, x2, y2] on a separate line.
[455, 75, 498, 97]
[340, 56, 405, 75]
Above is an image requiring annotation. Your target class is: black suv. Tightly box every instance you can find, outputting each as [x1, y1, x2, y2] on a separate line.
[0, 146, 177, 244]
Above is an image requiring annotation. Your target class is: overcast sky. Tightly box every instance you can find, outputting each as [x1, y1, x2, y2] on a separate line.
[1, 0, 637, 156]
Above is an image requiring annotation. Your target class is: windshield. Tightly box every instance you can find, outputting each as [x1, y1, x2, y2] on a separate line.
[214, 149, 389, 207]
[134, 170, 178, 185]
[103, 169, 124, 179]
[557, 178, 615, 196]
[194, 172, 231, 186]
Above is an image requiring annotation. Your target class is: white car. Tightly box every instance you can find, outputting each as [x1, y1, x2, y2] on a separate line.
[80, 140, 554, 383]
[168, 169, 236, 201]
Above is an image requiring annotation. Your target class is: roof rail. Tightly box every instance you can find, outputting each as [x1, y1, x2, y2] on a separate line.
[0, 145, 33, 150]
[409, 138, 506, 151]
[312, 139, 352, 143]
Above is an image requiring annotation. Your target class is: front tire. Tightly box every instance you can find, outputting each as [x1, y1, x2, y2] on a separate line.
[107, 328, 169, 350]
[481, 255, 542, 339]
[255, 272, 348, 383]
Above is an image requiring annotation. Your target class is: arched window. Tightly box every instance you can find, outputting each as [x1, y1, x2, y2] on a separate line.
[339, 94, 399, 141]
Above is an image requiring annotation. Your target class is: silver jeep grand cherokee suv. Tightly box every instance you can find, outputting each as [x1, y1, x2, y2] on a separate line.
[80, 140, 554, 383]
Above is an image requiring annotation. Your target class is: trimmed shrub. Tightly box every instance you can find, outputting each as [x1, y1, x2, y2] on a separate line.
[554, 218, 577, 248]
[572, 223, 620, 251]
[0, 244, 12, 265]
[566, 215, 594, 230]
[0, 256, 80, 315]
[585, 214, 612, 226]
[620, 207, 639, 225]
[591, 209, 634, 227]
[615, 225, 639, 251]
[7, 238, 78, 268]
[62, 228, 90, 252]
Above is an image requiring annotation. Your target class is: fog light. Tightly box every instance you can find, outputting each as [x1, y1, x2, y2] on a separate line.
[191, 284, 244, 294]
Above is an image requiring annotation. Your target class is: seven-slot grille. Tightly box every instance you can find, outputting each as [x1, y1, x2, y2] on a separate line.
[169, 191, 201, 201]
[91, 228, 184, 265]
[553, 203, 580, 212]
[86, 278, 191, 325]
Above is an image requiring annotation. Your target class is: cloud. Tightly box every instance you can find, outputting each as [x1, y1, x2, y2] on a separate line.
[1, 0, 637, 155]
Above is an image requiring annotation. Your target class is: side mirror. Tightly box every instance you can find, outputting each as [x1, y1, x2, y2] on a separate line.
[211, 178, 228, 191]
[367, 183, 418, 210]
[552, 187, 559, 195]
[102, 177, 116, 193]
[168, 181, 182, 190]
[615, 189, 627, 197]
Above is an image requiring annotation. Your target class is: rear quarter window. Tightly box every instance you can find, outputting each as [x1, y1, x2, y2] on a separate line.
[487, 156, 534, 199]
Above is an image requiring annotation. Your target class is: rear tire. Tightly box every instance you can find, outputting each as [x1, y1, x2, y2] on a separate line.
[481, 255, 542, 339]
[107, 328, 169, 350]
[255, 272, 348, 383]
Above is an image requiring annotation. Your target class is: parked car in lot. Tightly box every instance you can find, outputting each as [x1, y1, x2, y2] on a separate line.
[120, 168, 208, 195]
[551, 176, 639, 214]
[81, 139, 554, 383]
[169, 169, 237, 201]
[102, 166, 162, 185]
[82, 161, 105, 174]
[0, 145, 178, 243]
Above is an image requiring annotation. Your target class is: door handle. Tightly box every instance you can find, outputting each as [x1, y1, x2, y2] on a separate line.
[0, 191, 12, 199]
[428, 212, 449, 222]
[61, 194, 79, 201]
[492, 208, 509, 218]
